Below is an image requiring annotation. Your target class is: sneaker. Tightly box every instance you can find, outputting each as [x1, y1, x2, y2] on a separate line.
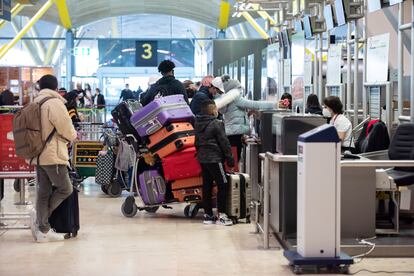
[203, 214, 216, 225]
[29, 208, 37, 241]
[36, 229, 65, 243]
[217, 213, 233, 226]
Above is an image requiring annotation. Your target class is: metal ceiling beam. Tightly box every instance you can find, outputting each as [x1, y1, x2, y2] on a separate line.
[241, 11, 269, 39]
[218, 0, 231, 30]
[0, 4, 24, 30]
[55, 0, 72, 29]
[44, 25, 64, 65]
[0, 0, 54, 60]
[10, 19, 42, 65]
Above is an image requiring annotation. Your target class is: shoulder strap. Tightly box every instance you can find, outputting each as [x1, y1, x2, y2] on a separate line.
[38, 96, 55, 106]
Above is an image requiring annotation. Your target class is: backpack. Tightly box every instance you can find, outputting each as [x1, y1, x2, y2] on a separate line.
[13, 97, 56, 161]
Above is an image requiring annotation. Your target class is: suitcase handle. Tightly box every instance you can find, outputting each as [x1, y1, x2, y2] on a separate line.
[154, 176, 166, 194]
[145, 119, 162, 135]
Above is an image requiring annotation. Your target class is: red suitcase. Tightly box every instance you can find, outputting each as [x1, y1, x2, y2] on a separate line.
[147, 122, 195, 159]
[162, 147, 201, 181]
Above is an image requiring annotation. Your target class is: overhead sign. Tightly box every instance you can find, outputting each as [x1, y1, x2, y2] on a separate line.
[74, 47, 91, 56]
[136, 41, 158, 67]
[0, 0, 11, 21]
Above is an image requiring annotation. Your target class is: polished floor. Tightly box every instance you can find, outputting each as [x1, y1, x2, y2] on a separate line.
[1, 180, 414, 276]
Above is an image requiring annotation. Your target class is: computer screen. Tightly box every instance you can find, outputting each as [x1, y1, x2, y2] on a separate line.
[368, 0, 382, 12]
[324, 5, 336, 31]
[335, 0, 347, 26]
[389, 0, 403, 5]
[303, 16, 313, 39]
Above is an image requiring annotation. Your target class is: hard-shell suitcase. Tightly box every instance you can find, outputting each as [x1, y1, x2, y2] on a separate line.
[148, 123, 195, 159]
[130, 95, 193, 137]
[172, 187, 202, 203]
[162, 147, 201, 181]
[138, 170, 166, 205]
[49, 187, 80, 238]
[226, 173, 252, 222]
[171, 176, 202, 190]
[111, 101, 141, 142]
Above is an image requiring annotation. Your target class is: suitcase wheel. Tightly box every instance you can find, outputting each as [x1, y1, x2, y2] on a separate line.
[101, 184, 109, 195]
[107, 181, 122, 197]
[184, 204, 199, 218]
[144, 206, 159, 213]
[122, 196, 138, 218]
[13, 179, 21, 192]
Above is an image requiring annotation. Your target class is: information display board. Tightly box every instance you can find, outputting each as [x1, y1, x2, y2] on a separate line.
[304, 47, 313, 86]
[266, 43, 280, 101]
[261, 48, 268, 100]
[326, 44, 342, 85]
[240, 57, 246, 92]
[291, 31, 305, 102]
[247, 54, 254, 100]
[366, 33, 390, 83]
[283, 59, 292, 88]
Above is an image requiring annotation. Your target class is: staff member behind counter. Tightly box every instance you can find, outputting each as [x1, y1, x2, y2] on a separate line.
[323, 96, 355, 152]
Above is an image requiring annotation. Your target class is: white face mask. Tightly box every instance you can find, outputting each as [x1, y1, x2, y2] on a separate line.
[323, 107, 332, 118]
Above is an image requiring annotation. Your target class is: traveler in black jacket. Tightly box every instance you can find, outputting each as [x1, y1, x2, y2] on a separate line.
[305, 94, 323, 115]
[140, 60, 189, 106]
[190, 85, 221, 116]
[195, 99, 234, 226]
[92, 88, 106, 109]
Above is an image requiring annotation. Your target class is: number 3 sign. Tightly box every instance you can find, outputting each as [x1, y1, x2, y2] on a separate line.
[136, 41, 158, 67]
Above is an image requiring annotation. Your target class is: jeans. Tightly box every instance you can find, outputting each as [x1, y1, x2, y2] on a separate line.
[36, 165, 73, 233]
[201, 163, 228, 216]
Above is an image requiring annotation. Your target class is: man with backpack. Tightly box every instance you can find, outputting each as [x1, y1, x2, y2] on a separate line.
[15, 75, 77, 242]
[140, 60, 189, 106]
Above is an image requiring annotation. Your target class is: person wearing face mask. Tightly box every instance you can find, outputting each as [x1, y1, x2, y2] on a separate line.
[64, 91, 81, 127]
[92, 88, 106, 109]
[323, 96, 355, 152]
[190, 75, 216, 116]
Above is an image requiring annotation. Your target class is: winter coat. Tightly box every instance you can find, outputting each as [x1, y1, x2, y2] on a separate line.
[92, 94, 106, 109]
[33, 89, 77, 166]
[140, 75, 189, 106]
[305, 106, 323, 115]
[215, 81, 275, 136]
[194, 115, 234, 166]
[190, 86, 212, 116]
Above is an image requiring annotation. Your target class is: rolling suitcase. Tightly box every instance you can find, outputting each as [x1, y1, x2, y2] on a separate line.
[138, 170, 166, 205]
[130, 95, 193, 137]
[0, 179, 3, 201]
[162, 147, 201, 181]
[171, 176, 202, 190]
[148, 123, 195, 159]
[95, 150, 115, 186]
[226, 173, 252, 223]
[172, 187, 202, 202]
[49, 187, 80, 238]
[111, 101, 141, 142]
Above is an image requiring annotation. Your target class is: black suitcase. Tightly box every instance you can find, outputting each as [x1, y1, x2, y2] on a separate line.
[0, 179, 4, 201]
[49, 187, 80, 238]
[111, 101, 141, 144]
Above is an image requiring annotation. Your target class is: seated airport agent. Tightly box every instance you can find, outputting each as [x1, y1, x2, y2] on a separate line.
[323, 96, 355, 153]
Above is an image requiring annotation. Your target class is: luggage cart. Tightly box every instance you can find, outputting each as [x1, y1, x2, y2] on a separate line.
[120, 135, 202, 219]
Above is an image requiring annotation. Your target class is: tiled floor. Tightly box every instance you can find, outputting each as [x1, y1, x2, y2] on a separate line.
[1, 180, 414, 276]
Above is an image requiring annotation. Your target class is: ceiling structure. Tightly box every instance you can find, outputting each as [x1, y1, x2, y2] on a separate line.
[17, 0, 239, 29]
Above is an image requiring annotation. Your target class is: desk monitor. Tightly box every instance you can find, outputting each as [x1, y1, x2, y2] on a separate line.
[335, 0, 347, 26]
[324, 4, 336, 31]
[303, 15, 313, 39]
[389, 0, 404, 5]
[368, 0, 382, 12]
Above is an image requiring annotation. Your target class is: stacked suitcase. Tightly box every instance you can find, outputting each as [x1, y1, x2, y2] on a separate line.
[130, 95, 203, 205]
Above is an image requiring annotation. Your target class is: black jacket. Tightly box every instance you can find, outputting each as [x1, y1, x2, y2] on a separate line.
[140, 75, 189, 106]
[0, 90, 14, 105]
[305, 106, 323, 115]
[92, 94, 106, 109]
[190, 86, 212, 116]
[120, 89, 134, 102]
[194, 115, 234, 166]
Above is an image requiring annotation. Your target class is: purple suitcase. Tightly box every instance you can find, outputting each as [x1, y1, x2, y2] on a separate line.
[130, 95, 193, 137]
[138, 170, 166, 205]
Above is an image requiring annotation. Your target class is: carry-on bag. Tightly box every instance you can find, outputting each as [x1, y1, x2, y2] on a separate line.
[111, 102, 141, 142]
[171, 176, 203, 191]
[49, 187, 80, 238]
[95, 150, 115, 186]
[130, 95, 193, 137]
[226, 173, 252, 222]
[148, 123, 195, 159]
[162, 147, 201, 181]
[138, 170, 166, 205]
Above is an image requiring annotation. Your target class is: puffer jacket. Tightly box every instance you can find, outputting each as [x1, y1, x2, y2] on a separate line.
[140, 75, 189, 106]
[33, 89, 77, 166]
[194, 115, 234, 166]
[215, 84, 275, 136]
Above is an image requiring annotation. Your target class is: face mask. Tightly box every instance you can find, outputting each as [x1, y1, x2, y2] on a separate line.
[322, 107, 332, 118]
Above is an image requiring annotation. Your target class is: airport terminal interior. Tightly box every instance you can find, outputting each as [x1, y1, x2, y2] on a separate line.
[1, 0, 414, 275]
